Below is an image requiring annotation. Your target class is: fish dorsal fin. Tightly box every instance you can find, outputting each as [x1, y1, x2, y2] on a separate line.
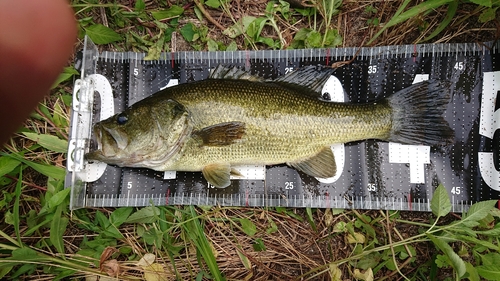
[209, 65, 264, 81]
[202, 163, 242, 188]
[274, 65, 334, 93]
[192, 121, 246, 146]
[287, 147, 336, 178]
[272, 81, 326, 100]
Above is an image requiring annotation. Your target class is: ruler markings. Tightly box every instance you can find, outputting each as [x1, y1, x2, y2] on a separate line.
[74, 40, 499, 211]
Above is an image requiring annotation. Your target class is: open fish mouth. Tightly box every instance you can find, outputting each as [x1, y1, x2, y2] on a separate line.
[102, 126, 128, 151]
[93, 126, 103, 151]
[86, 124, 128, 161]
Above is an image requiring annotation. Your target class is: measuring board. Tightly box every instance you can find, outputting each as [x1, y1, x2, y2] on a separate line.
[65, 36, 500, 211]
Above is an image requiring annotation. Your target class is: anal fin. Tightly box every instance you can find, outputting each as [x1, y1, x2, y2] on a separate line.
[288, 147, 336, 178]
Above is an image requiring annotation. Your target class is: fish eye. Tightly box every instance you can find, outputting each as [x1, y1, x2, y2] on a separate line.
[116, 113, 128, 125]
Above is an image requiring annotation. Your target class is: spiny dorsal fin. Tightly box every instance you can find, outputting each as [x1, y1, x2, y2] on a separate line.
[274, 65, 334, 93]
[287, 147, 336, 178]
[202, 163, 235, 188]
[192, 121, 246, 146]
[209, 65, 263, 81]
[210, 64, 334, 100]
[272, 81, 326, 100]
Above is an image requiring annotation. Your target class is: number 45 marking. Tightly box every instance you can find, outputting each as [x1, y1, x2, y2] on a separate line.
[454, 62, 464, 70]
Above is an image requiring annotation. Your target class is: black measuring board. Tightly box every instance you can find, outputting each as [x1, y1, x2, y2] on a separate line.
[66, 37, 500, 211]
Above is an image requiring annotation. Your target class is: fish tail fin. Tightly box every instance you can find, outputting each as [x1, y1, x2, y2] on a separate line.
[387, 80, 454, 146]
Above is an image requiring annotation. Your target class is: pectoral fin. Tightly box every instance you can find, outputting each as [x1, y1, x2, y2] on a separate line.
[288, 147, 336, 178]
[192, 122, 245, 146]
[202, 163, 242, 188]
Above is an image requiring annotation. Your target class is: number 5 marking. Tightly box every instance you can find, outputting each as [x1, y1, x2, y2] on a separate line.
[479, 71, 500, 191]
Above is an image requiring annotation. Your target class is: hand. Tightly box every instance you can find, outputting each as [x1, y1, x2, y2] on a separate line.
[0, 0, 77, 145]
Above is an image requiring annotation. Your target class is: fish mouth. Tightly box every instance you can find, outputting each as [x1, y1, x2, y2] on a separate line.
[86, 124, 128, 162]
[102, 126, 128, 151]
[93, 127, 103, 152]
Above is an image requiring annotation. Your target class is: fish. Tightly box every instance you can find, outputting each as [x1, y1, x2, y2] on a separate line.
[85, 65, 454, 188]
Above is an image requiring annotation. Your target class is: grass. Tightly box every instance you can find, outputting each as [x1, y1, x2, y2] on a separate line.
[0, 0, 499, 280]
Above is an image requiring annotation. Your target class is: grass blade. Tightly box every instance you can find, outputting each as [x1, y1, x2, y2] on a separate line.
[0, 156, 21, 178]
[422, 1, 458, 42]
[306, 208, 317, 232]
[22, 132, 68, 153]
[151, 5, 184, 20]
[27, 161, 65, 180]
[48, 188, 71, 209]
[186, 206, 223, 280]
[368, 0, 454, 44]
[1, 152, 65, 180]
[13, 168, 22, 246]
[50, 204, 69, 256]
[0, 265, 13, 279]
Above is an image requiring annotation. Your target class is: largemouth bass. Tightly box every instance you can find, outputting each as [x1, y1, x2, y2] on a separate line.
[86, 66, 453, 188]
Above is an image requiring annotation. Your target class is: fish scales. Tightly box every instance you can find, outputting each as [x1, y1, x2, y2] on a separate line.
[152, 79, 392, 170]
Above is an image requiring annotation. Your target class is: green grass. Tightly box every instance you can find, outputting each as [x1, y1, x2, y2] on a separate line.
[0, 0, 499, 280]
